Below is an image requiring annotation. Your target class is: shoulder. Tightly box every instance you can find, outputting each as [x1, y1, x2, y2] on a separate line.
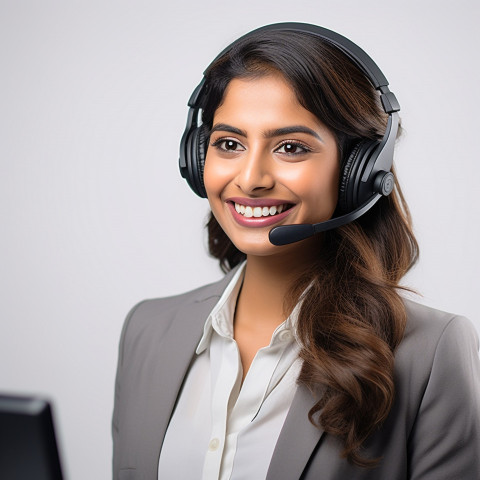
[124, 279, 225, 328]
[394, 297, 479, 414]
[400, 297, 479, 357]
[117, 267, 238, 356]
[397, 297, 479, 371]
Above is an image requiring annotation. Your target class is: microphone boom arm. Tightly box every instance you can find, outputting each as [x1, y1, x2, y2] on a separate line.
[268, 193, 382, 246]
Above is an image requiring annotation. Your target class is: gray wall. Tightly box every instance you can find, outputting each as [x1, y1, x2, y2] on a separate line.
[1, 1, 479, 478]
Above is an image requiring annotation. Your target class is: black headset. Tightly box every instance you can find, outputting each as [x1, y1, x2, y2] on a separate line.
[179, 23, 400, 245]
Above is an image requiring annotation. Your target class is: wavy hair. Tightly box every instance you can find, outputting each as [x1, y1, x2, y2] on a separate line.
[201, 29, 419, 466]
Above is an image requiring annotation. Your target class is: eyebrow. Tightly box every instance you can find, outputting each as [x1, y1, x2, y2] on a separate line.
[210, 123, 247, 137]
[210, 123, 324, 142]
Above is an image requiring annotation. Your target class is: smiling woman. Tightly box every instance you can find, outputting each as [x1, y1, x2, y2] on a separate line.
[204, 74, 340, 258]
[112, 23, 480, 480]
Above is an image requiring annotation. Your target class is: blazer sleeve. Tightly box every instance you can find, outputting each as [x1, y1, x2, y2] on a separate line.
[408, 316, 480, 480]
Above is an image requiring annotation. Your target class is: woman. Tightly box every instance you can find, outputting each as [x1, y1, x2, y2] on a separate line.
[112, 23, 480, 479]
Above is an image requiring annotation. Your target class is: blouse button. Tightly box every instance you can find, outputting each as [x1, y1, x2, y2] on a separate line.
[208, 438, 220, 451]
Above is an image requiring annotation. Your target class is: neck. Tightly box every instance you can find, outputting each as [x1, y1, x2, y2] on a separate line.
[232, 239, 318, 378]
[237, 239, 318, 330]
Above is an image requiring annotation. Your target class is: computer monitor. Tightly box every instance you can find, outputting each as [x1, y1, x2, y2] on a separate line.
[0, 394, 64, 480]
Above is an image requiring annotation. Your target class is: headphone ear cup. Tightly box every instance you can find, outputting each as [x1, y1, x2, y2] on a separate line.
[339, 140, 379, 212]
[196, 125, 208, 197]
[186, 125, 208, 198]
[339, 141, 364, 213]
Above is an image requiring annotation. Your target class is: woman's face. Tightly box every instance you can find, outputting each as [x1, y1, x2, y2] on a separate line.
[204, 73, 340, 258]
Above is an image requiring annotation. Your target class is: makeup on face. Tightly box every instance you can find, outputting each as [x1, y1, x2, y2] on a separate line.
[203, 73, 340, 258]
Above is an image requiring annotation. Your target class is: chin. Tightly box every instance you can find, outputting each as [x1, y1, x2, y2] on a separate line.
[230, 232, 319, 259]
[228, 233, 276, 257]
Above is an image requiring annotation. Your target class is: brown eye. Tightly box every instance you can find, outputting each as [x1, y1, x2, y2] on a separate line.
[283, 143, 299, 153]
[224, 140, 239, 151]
[211, 138, 245, 152]
[276, 142, 309, 155]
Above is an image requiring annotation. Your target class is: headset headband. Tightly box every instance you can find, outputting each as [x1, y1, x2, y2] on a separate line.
[187, 23, 400, 114]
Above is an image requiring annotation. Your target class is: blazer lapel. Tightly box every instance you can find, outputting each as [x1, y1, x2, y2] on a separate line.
[266, 383, 326, 480]
[153, 299, 215, 449]
[145, 270, 239, 468]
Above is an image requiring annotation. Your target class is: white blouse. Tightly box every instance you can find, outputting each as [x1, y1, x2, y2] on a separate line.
[158, 263, 302, 479]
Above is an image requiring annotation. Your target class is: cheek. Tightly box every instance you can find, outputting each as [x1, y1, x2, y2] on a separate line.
[203, 155, 223, 198]
[203, 154, 233, 215]
[299, 161, 340, 213]
[319, 164, 340, 202]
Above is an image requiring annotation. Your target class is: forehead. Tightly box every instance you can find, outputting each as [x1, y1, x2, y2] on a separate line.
[212, 74, 326, 134]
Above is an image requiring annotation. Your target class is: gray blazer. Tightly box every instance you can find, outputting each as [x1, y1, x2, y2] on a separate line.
[112, 269, 480, 480]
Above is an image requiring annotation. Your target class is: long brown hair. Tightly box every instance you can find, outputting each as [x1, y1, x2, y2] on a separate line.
[202, 29, 419, 466]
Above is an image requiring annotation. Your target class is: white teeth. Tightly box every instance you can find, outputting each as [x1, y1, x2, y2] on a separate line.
[234, 202, 288, 218]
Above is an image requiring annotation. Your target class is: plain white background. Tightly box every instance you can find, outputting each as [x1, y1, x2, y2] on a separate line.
[1, 1, 479, 478]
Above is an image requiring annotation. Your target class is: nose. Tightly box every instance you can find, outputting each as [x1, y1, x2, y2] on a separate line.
[234, 148, 274, 195]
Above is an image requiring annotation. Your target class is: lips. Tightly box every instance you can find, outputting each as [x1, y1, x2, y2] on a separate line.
[226, 197, 295, 228]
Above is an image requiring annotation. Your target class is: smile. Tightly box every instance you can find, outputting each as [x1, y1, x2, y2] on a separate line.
[226, 198, 295, 228]
[234, 202, 291, 218]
